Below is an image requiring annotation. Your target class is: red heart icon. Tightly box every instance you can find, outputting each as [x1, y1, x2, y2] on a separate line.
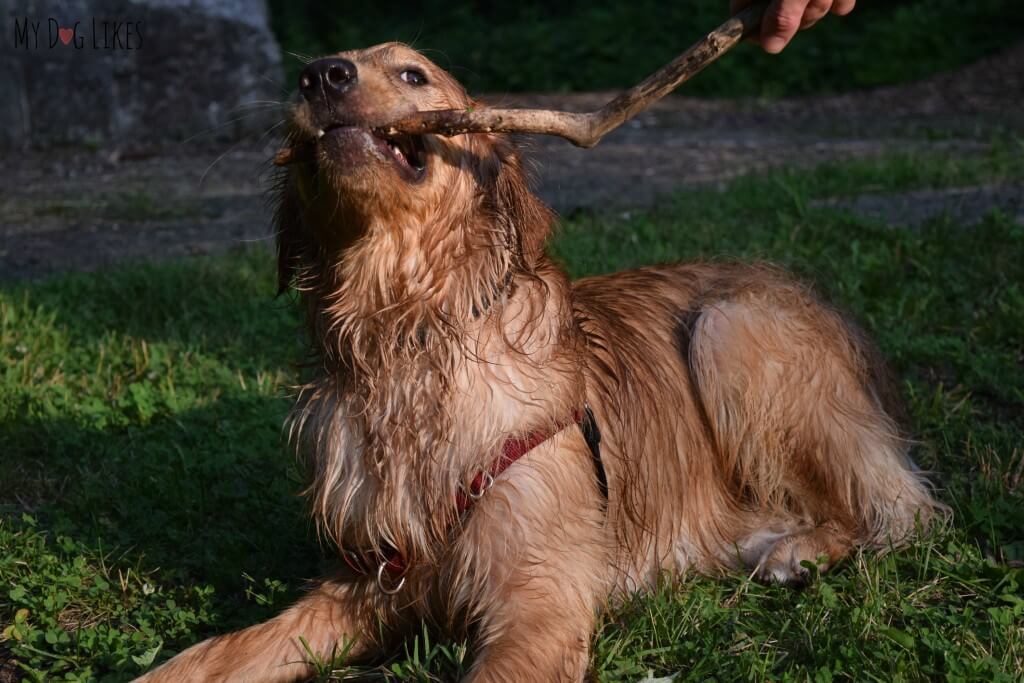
[58, 27, 74, 45]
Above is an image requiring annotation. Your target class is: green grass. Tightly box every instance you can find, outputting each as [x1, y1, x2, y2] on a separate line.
[2, 147, 1023, 681]
[270, 0, 1024, 97]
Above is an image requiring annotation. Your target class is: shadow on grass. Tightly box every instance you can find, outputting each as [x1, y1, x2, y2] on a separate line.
[1, 248, 332, 638]
[0, 396, 326, 591]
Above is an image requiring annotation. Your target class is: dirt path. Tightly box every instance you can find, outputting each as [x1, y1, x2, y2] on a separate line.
[2, 43, 1022, 282]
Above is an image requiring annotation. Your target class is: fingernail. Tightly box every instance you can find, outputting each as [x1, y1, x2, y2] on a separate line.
[763, 37, 785, 54]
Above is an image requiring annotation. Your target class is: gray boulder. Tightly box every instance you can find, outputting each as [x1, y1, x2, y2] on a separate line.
[0, 0, 284, 148]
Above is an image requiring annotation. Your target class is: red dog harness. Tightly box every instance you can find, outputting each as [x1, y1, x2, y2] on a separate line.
[342, 405, 605, 593]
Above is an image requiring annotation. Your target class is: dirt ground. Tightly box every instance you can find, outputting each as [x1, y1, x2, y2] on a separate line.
[2, 43, 1022, 282]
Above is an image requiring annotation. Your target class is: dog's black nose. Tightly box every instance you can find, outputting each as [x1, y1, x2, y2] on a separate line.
[299, 58, 358, 102]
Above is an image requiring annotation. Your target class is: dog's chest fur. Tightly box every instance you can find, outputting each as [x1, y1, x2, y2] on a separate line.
[292, 259, 587, 568]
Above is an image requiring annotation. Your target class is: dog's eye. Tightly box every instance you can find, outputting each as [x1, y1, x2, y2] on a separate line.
[400, 69, 427, 86]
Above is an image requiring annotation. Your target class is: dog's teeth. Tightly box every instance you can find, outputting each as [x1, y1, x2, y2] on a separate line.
[317, 129, 325, 139]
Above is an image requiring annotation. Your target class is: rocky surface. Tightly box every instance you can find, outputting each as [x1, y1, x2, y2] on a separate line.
[0, 0, 283, 148]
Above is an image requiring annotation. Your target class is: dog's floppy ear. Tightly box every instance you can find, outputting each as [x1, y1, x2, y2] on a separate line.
[482, 136, 555, 270]
[273, 174, 309, 295]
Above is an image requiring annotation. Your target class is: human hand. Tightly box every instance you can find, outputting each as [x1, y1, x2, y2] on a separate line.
[731, 0, 855, 54]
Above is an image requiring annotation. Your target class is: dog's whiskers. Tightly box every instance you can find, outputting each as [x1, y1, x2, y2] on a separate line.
[197, 118, 286, 189]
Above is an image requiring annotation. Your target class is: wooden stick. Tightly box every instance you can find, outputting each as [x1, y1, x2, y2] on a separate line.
[375, 2, 766, 148]
[273, 3, 766, 165]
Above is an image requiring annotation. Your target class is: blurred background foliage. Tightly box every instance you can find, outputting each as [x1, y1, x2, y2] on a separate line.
[269, 0, 1024, 97]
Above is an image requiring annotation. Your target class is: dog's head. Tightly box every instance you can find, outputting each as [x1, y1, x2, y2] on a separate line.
[277, 43, 552, 298]
[278, 47, 562, 555]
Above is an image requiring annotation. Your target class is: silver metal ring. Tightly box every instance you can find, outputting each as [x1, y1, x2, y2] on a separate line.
[376, 562, 406, 595]
[469, 471, 494, 499]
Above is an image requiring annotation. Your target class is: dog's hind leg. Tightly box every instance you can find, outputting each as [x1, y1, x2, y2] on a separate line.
[687, 295, 939, 583]
[734, 519, 854, 585]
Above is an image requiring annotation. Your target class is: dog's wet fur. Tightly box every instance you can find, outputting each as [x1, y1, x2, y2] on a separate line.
[137, 43, 941, 682]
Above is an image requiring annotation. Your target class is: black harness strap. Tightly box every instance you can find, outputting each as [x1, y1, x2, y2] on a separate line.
[579, 404, 608, 501]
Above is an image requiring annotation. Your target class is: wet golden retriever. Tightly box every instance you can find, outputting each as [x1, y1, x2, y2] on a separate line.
[137, 43, 939, 682]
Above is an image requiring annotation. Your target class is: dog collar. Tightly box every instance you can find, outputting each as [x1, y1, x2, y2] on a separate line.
[342, 405, 605, 593]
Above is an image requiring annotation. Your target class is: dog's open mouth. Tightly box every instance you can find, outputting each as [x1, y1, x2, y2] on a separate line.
[317, 125, 427, 182]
